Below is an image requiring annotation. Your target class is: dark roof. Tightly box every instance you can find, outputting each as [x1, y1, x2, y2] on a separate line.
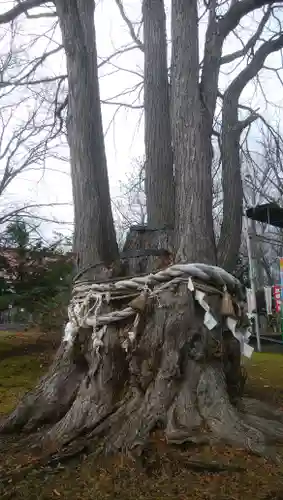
[246, 203, 283, 229]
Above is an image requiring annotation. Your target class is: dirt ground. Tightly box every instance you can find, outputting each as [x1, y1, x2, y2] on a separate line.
[1, 330, 283, 500]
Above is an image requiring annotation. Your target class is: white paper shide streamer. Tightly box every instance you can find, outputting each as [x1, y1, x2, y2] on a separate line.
[264, 287, 272, 315]
[246, 288, 256, 317]
[63, 321, 78, 345]
[195, 284, 253, 359]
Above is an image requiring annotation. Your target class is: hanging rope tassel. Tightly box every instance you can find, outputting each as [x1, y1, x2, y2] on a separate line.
[221, 286, 236, 318]
[129, 285, 150, 312]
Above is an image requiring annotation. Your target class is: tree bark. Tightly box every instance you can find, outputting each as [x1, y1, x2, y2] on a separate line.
[171, 0, 216, 264]
[200, 1, 222, 130]
[217, 93, 243, 272]
[55, 0, 119, 273]
[143, 0, 174, 229]
[122, 225, 174, 275]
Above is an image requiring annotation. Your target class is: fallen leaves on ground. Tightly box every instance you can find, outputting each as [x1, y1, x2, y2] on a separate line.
[0, 332, 283, 499]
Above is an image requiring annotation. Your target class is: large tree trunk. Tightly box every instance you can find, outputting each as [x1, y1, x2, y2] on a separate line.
[217, 92, 243, 272]
[143, 0, 174, 229]
[2, 262, 283, 459]
[171, 0, 216, 263]
[55, 0, 119, 272]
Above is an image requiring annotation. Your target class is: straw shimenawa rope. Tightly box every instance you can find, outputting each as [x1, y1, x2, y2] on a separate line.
[63, 262, 253, 358]
[72, 263, 242, 296]
[68, 263, 243, 327]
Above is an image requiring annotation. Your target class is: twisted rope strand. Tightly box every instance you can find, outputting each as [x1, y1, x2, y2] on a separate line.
[69, 263, 244, 328]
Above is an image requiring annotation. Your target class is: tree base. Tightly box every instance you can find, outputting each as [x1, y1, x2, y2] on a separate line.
[1, 261, 283, 462]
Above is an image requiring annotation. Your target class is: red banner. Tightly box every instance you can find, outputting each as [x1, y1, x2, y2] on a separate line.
[273, 285, 281, 313]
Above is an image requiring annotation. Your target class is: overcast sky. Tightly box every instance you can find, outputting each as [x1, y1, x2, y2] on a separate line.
[0, 0, 283, 242]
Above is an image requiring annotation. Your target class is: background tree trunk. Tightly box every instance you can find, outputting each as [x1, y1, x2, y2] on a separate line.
[171, 0, 216, 264]
[55, 0, 119, 273]
[143, 0, 174, 230]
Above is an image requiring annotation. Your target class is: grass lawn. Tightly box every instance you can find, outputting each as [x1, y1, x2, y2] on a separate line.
[244, 352, 283, 406]
[0, 331, 54, 416]
[0, 332, 283, 500]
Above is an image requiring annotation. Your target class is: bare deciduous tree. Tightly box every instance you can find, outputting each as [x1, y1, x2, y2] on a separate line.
[242, 124, 283, 287]
[1, 0, 283, 471]
[0, 18, 70, 228]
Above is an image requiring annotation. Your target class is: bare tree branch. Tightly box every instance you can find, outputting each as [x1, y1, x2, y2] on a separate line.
[114, 0, 144, 51]
[0, 30, 71, 229]
[97, 44, 141, 69]
[200, 0, 283, 126]
[227, 33, 283, 99]
[25, 7, 57, 19]
[101, 99, 142, 109]
[0, 203, 72, 225]
[0, 0, 48, 24]
[237, 111, 259, 131]
[219, 0, 283, 39]
[0, 74, 66, 88]
[220, 6, 272, 65]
